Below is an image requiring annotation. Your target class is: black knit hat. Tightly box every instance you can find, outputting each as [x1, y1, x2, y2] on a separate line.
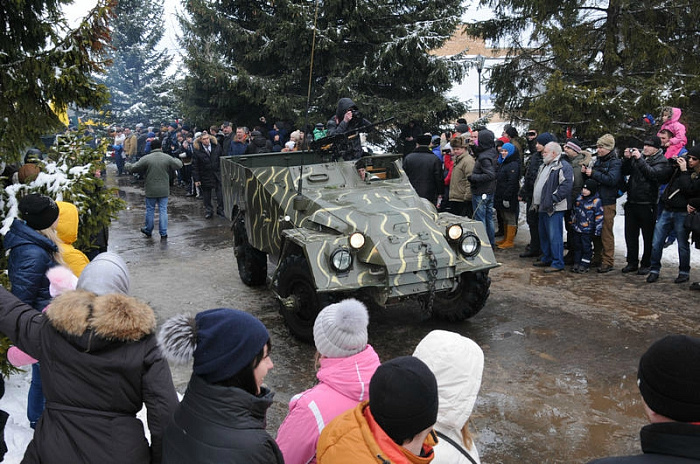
[583, 179, 598, 196]
[637, 335, 700, 422]
[643, 136, 662, 149]
[415, 134, 432, 146]
[18, 194, 59, 230]
[369, 356, 438, 444]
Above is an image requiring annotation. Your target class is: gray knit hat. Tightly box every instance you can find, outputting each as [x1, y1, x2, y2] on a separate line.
[313, 298, 369, 358]
[77, 252, 130, 295]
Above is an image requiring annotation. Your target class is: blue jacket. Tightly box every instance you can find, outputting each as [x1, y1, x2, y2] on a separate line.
[4, 219, 58, 311]
[590, 151, 622, 206]
[573, 193, 604, 236]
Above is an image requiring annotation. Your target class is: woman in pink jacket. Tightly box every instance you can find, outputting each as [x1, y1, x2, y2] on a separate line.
[657, 107, 687, 159]
[276, 299, 380, 464]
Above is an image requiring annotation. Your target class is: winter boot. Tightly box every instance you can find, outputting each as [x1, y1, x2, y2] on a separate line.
[497, 225, 517, 249]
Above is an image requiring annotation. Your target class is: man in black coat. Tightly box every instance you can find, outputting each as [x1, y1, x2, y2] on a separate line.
[468, 129, 498, 247]
[402, 134, 444, 205]
[192, 133, 224, 219]
[587, 335, 700, 463]
[620, 136, 673, 275]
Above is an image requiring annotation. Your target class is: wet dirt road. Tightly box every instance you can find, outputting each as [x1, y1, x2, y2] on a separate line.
[108, 170, 699, 463]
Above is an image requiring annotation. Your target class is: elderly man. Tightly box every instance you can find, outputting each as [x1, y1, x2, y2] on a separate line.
[403, 134, 444, 205]
[620, 136, 673, 275]
[532, 142, 573, 272]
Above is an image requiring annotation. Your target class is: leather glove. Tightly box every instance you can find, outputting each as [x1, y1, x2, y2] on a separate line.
[503, 200, 510, 209]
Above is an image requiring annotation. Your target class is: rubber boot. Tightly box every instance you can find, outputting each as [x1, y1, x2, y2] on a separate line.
[497, 225, 517, 249]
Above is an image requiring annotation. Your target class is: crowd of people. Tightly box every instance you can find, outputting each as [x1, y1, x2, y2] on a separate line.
[0, 197, 697, 462]
[401, 108, 700, 288]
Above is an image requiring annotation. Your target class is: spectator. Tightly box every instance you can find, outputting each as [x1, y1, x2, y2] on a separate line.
[55, 201, 89, 276]
[468, 129, 498, 247]
[3, 194, 62, 428]
[495, 142, 521, 249]
[447, 136, 475, 217]
[158, 308, 283, 463]
[249, 130, 273, 153]
[229, 126, 253, 156]
[0, 252, 179, 463]
[689, 197, 700, 291]
[583, 134, 621, 273]
[587, 335, 700, 463]
[562, 138, 591, 264]
[413, 330, 484, 464]
[276, 299, 380, 464]
[192, 132, 224, 219]
[317, 356, 438, 463]
[403, 134, 444, 205]
[519, 132, 553, 258]
[313, 122, 328, 141]
[532, 142, 573, 272]
[401, 120, 423, 156]
[620, 137, 672, 275]
[657, 107, 687, 159]
[646, 146, 700, 283]
[221, 122, 234, 155]
[571, 179, 604, 273]
[123, 127, 137, 161]
[127, 138, 183, 239]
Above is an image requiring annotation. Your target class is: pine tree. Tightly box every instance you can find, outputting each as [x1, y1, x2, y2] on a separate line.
[99, 0, 175, 126]
[469, 0, 700, 142]
[178, 0, 468, 137]
[0, 0, 115, 162]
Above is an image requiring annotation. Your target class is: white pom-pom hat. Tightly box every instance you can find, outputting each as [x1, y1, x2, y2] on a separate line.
[313, 298, 369, 358]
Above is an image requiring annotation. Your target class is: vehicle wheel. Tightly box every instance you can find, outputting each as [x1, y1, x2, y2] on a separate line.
[276, 255, 329, 343]
[432, 271, 491, 321]
[233, 216, 267, 286]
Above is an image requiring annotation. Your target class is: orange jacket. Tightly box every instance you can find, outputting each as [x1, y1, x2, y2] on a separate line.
[317, 401, 435, 464]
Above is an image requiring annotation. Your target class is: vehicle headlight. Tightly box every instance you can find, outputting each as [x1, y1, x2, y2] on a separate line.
[349, 232, 365, 250]
[330, 248, 353, 272]
[446, 224, 463, 242]
[459, 233, 480, 257]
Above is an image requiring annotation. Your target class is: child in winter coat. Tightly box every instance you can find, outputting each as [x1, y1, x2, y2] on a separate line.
[55, 201, 89, 276]
[276, 299, 381, 464]
[413, 330, 484, 464]
[657, 107, 687, 159]
[571, 179, 604, 273]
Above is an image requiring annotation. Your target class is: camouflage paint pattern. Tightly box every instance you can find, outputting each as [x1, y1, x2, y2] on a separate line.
[221, 151, 499, 302]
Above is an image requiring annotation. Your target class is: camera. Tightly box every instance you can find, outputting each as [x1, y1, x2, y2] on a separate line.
[351, 109, 363, 121]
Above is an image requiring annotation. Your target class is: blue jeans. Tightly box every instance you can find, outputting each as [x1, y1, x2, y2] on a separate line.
[472, 194, 496, 246]
[145, 197, 168, 237]
[538, 211, 565, 269]
[649, 210, 690, 275]
[28, 363, 45, 428]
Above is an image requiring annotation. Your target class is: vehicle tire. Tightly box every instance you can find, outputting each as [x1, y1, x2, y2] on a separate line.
[432, 270, 491, 321]
[276, 254, 329, 343]
[233, 216, 267, 286]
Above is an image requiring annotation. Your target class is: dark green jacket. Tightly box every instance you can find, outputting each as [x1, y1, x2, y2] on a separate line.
[128, 150, 183, 198]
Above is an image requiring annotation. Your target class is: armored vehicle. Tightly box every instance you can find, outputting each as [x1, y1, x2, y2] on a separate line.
[221, 150, 499, 341]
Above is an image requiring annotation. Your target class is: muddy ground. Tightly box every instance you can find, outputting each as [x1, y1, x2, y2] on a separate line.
[107, 170, 699, 463]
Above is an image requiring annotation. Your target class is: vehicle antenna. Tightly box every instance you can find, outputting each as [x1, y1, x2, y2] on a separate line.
[298, 0, 321, 196]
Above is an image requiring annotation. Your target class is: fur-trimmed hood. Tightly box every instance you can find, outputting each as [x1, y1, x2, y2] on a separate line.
[46, 290, 156, 345]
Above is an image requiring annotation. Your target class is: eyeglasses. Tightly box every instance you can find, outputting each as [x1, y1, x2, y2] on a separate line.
[688, 156, 699, 161]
